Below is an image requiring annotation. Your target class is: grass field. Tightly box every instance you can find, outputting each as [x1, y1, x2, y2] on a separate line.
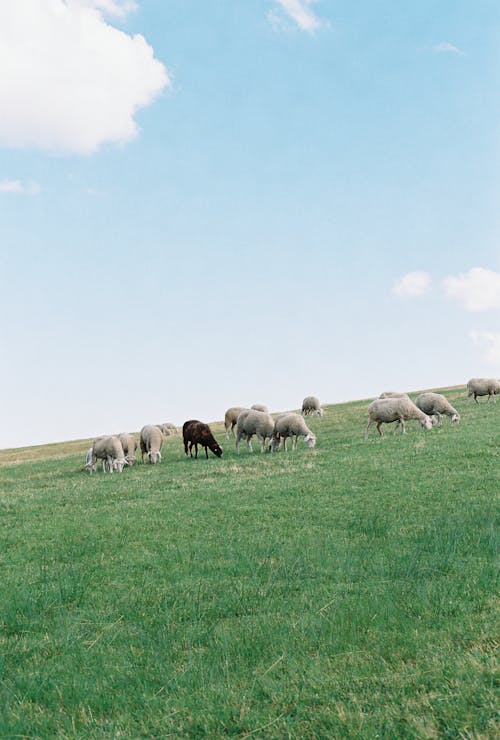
[0, 388, 498, 737]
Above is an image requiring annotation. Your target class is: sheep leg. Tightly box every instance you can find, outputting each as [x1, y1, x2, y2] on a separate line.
[365, 420, 373, 438]
[292, 437, 297, 451]
[246, 436, 253, 453]
[194, 443, 199, 459]
[376, 422, 384, 436]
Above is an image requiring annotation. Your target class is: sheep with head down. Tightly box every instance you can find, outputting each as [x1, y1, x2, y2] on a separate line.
[224, 407, 248, 439]
[91, 436, 128, 472]
[273, 413, 316, 451]
[140, 425, 164, 464]
[236, 409, 279, 454]
[118, 433, 138, 466]
[301, 396, 324, 417]
[415, 393, 460, 426]
[366, 397, 433, 437]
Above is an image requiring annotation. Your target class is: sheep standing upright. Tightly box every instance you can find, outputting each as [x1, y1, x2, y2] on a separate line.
[182, 420, 222, 459]
[415, 393, 460, 425]
[366, 397, 433, 437]
[273, 413, 316, 451]
[224, 407, 248, 439]
[140, 425, 164, 464]
[301, 396, 324, 416]
[236, 410, 278, 454]
[466, 378, 500, 403]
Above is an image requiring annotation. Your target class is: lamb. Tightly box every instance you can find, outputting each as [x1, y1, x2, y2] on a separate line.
[415, 393, 460, 425]
[140, 425, 164, 464]
[466, 378, 500, 403]
[251, 404, 268, 413]
[236, 409, 279, 453]
[365, 397, 433, 437]
[182, 420, 222, 459]
[273, 413, 316, 451]
[84, 447, 96, 474]
[156, 423, 178, 436]
[92, 436, 128, 472]
[118, 433, 138, 465]
[301, 396, 324, 416]
[224, 407, 248, 439]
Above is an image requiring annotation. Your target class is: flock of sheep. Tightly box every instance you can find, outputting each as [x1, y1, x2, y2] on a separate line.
[83, 380, 498, 473]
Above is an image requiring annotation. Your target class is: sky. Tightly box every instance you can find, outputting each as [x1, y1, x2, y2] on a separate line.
[1, 0, 499, 448]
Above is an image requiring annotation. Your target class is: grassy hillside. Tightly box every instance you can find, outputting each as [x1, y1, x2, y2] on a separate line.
[0, 388, 498, 737]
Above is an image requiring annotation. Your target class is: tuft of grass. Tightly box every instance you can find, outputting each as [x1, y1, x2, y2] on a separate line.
[0, 388, 498, 737]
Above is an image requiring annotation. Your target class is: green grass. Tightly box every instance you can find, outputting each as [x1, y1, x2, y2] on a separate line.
[0, 388, 498, 738]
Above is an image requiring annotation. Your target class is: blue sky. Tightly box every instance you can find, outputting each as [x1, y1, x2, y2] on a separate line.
[1, 0, 499, 448]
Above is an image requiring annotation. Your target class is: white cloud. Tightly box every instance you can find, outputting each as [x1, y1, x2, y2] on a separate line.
[433, 41, 464, 55]
[0, 179, 41, 194]
[470, 331, 500, 367]
[0, 0, 170, 155]
[392, 271, 432, 298]
[73, 0, 138, 18]
[269, 0, 325, 33]
[443, 268, 500, 312]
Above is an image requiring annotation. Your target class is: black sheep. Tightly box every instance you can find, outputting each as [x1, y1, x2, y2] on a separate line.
[182, 420, 223, 459]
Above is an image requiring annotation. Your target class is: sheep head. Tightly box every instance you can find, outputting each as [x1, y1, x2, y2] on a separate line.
[305, 433, 317, 448]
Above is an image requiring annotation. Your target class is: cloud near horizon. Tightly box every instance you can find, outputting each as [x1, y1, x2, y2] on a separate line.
[392, 271, 432, 298]
[443, 268, 500, 312]
[470, 331, 500, 367]
[0, 179, 41, 194]
[269, 0, 326, 33]
[0, 0, 170, 155]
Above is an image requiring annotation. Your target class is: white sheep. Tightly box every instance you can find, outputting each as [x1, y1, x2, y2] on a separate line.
[273, 413, 316, 451]
[366, 397, 433, 437]
[301, 396, 324, 417]
[466, 378, 500, 403]
[140, 425, 164, 464]
[236, 409, 279, 454]
[84, 447, 96, 474]
[92, 436, 128, 473]
[118, 433, 138, 465]
[378, 391, 410, 399]
[251, 404, 269, 413]
[156, 423, 178, 436]
[415, 393, 460, 425]
[224, 407, 248, 439]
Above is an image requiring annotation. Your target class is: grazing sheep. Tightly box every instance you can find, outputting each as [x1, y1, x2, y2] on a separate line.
[92, 436, 128, 473]
[156, 423, 178, 436]
[140, 425, 164, 464]
[224, 407, 248, 439]
[415, 393, 460, 425]
[251, 404, 268, 413]
[182, 420, 222, 459]
[84, 447, 96, 474]
[273, 413, 316, 451]
[378, 391, 409, 399]
[466, 378, 500, 403]
[301, 396, 324, 416]
[366, 397, 433, 437]
[236, 410, 279, 454]
[118, 433, 138, 465]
